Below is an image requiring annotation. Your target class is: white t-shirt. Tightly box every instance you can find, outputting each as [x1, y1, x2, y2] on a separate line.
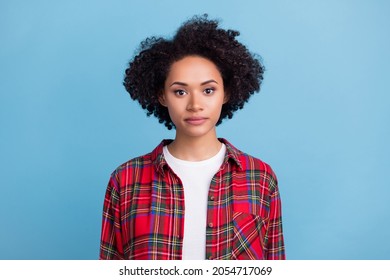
[163, 144, 226, 260]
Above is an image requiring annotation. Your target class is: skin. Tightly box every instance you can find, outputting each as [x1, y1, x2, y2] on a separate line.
[159, 55, 228, 161]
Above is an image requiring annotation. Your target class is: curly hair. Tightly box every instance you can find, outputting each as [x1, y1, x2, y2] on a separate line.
[124, 15, 264, 130]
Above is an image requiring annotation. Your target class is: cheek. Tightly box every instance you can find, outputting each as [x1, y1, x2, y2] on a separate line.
[166, 110, 180, 126]
[165, 102, 183, 120]
[211, 96, 225, 110]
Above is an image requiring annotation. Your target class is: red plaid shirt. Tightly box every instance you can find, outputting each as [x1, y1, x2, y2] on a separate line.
[100, 138, 285, 260]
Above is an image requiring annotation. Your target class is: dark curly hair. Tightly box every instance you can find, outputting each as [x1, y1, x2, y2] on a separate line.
[124, 15, 264, 130]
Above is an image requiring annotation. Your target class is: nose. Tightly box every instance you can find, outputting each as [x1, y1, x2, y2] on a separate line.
[186, 93, 203, 112]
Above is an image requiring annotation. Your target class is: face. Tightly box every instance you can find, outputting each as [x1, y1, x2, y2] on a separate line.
[159, 56, 227, 140]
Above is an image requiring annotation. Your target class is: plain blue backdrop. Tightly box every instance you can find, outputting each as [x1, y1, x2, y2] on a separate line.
[1, 0, 389, 259]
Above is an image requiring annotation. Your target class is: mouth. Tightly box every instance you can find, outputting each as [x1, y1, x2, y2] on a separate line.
[184, 117, 208, 125]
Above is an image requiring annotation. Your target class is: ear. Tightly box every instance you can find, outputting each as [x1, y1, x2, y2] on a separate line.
[158, 91, 167, 107]
[223, 91, 230, 104]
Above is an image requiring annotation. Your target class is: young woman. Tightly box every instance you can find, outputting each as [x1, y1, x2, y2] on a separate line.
[100, 15, 285, 260]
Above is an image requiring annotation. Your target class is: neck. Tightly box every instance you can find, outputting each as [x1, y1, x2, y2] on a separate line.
[168, 131, 222, 161]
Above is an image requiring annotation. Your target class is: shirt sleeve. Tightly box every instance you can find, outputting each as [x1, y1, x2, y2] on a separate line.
[99, 173, 125, 259]
[266, 171, 286, 260]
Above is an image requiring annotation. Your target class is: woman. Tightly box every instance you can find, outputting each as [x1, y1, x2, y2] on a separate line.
[100, 15, 285, 260]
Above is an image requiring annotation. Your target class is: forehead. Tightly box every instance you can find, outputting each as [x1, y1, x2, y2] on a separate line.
[166, 56, 223, 83]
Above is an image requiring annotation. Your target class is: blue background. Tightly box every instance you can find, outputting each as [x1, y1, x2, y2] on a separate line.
[1, 0, 389, 260]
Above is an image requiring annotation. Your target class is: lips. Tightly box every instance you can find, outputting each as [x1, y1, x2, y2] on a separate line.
[184, 117, 207, 125]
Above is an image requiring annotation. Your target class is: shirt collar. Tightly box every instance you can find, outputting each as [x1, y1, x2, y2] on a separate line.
[151, 138, 243, 176]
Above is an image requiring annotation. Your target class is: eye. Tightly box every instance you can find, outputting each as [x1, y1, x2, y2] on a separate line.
[174, 89, 187, 96]
[204, 88, 215, 95]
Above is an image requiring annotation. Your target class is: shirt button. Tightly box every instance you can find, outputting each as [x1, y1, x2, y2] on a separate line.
[208, 255, 213, 260]
[208, 222, 214, 228]
[209, 196, 215, 201]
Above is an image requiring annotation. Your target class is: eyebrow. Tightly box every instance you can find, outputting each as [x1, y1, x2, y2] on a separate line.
[170, 79, 219, 87]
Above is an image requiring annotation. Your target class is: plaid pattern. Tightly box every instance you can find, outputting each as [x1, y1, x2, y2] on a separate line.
[100, 138, 285, 260]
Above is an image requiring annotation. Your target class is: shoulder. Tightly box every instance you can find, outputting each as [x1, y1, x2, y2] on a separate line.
[109, 151, 154, 184]
[221, 138, 278, 189]
[239, 151, 276, 177]
[242, 152, 278, 188]
[114, 152, 153, 174]
[108, 140, 169, 186]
